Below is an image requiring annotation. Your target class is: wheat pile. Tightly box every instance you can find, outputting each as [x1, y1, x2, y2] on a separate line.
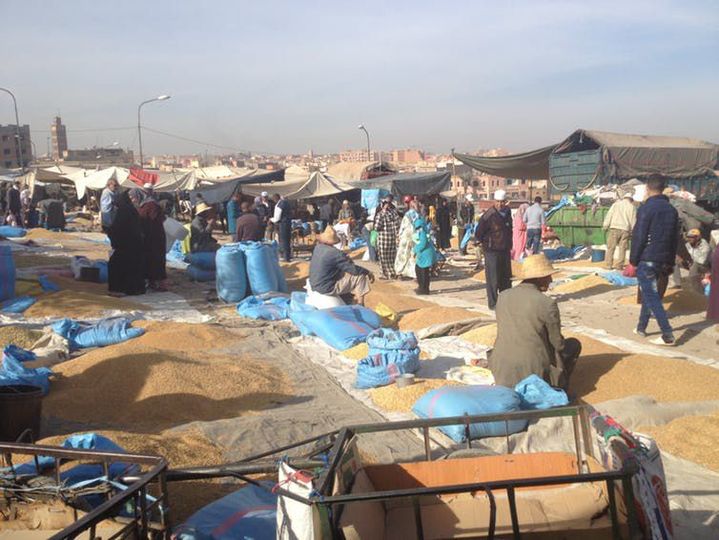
[365, 281, 433, 314]
[13, 254, 70, 269]
[642, 412, 719, 472]
[399, 306, 480, 332]
[569, 332, 719, 404]
[472, 260, 524, 282]
[369, 379, 460, 412]
[44, 346, 292, 429]
[460, 323, 498, 347]
[23, 290, 147, 319]
[342, 342, 429, 361]
[131, 321, 242, 352]
[551, 274, 611, 295]
[0, 326, 42, 350]
[281, 261, 310, 290]
[618, 288, 708, 313]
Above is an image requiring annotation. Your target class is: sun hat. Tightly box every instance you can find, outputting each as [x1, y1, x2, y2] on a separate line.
[686, 228, 702, 238]
[494, 189, 507, 201]
[514, 254, 560, 281]
[317, 226, 339, 245]
[195, 201, 212, 215]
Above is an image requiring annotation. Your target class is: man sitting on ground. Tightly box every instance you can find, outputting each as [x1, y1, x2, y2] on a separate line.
[489, 254, 581, 392]
[234, 201, 264, 242]
[309, 226, 374, 305]
[680, 228, 711, 292]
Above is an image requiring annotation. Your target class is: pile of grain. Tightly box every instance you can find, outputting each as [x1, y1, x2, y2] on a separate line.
[281, 261, 310, 290]
[399, 306, 480, 332]
[369, 379, 460, 412]
[473, 260, 524, 282]
[569, 332, 719, 403]
[13, 254, 70, 269]
[551, 274, 612, 295]
[365, 281, 433, 314]
[14, 279, 45, 297]
[343, 343, 369, 360]
[0, 326, 42, 350]
[131, 321, 242, 352]
[460, 323, 498, 347]
[44, 347, 293, 429]
[23, 290, 147, 319]
[618, 288, 708, 313]
[641, 412, 719, 472]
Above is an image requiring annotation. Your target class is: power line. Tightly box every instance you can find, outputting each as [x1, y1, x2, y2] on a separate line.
[31, 126, 135, 133]
[142, 126, 274, 155]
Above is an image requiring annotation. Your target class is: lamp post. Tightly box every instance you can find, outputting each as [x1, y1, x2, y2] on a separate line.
[137, 94, 170, 167]
[0, 87, 23, 168]
[358, 124, 371, 162]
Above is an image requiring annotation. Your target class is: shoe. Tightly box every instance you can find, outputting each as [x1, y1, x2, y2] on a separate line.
[650, 335, 675, 346]
[633, 328, 647, 338]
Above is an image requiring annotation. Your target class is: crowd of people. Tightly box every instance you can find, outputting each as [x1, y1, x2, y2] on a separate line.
[2, 180, 66, 230]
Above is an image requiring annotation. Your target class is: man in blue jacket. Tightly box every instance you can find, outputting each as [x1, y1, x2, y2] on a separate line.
[629, 175, 680, 346]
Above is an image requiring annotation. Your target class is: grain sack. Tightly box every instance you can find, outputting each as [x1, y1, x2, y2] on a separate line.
[0, 245, 15, 301]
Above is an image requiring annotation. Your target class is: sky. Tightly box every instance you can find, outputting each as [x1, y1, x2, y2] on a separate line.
[2, 0, 718, 157]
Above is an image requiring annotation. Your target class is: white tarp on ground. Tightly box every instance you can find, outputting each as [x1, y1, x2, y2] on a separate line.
[242, 168, 355, 200]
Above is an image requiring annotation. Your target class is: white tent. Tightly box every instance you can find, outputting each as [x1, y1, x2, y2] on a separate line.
[241, 170, 355, 200]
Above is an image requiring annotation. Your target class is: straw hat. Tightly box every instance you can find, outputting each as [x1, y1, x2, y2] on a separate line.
[317, 226, 339, 245]
[514, 254, 560, 281]
[686, 228, 702, 238]
[195, 201, 212, 215]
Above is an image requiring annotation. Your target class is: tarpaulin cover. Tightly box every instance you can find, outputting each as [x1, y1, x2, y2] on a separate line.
[236, 295, 290, 321]
[0, 346, 52, 394]
[360, 188, 389, 210]
[412, 385, 528, 442]
[0, 226, 27, 238]
[191, 169, 285, 205]
[243, 168, 355, 200]
[601, 271, 638, 287]
[0, 295, 36, 313]
[187, 265, 216, 282]
[52, 317, 145, 350]
[349, 171, 451, 197]
[454, 146, 556, 180]
[514, 374, 569, 410]
[174, 482, 277, 540]
[356, 328, 420, 389]
[553, 129, 719, 180]
[0, 246, 16, 302]
[289, 305, 383, 350]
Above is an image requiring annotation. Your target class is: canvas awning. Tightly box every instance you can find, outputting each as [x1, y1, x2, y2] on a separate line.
[190, 169, 285, 205]
[349, 171, 451, 196]
[242, 170, 355, 200]
[453, 146, 556, 180]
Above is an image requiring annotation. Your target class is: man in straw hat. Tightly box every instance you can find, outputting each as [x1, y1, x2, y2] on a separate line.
[309, 226, 374, 305]
[475, 189, 513, 310]
[490, 253, 581, 391]
[602, 189, 637, 270]
[190, 201, 219, 253]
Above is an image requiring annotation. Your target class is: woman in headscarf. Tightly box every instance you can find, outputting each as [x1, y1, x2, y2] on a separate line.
[511, 202, 529, 261]
[413, 216, 438, 295]
[436, 198, 452, 250]
[373, 196, 400, 279]
[108, 190, 145, 296]
[394, 198, 420, 279]
[137, 186, 168, 291]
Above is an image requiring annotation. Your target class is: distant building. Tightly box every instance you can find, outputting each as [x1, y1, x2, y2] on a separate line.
[0, 124, 31, 168]
[390, 148, 425, 164]
[50, 116, 68, 161]
[63, 146, 134, 165]
[340, 149, 380, 162]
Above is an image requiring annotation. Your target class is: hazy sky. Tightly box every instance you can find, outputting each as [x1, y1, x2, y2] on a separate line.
[3, 0, 718, 156]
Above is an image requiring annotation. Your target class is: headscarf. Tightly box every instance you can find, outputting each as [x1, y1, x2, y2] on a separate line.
[128, 188, 145, 205]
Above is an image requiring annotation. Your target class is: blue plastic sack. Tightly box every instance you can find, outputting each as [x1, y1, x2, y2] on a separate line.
[0, 226, 26, 238]
[601, 271, 637, 287]
[514, 374, 569, 410]
[289, 305, 383, 350]
[239, 242, 288, 295]
[38, 274, 60, 292]
[236, 295, 290, 320]
[289, 292, 314, 313]
[0, 245, 15, 302]
[188, 265, 216, 282]
[0, 346, 52, 395]
[460, 224, 477, 251]
[412, 385, 528, 442]
[0, 295, 36, 313]
[349, 236, 367, 250]
[356, 329, 420, 388]
[187, 251, 217, 271]
[543, 246, 577, 261]
[52, 317, 144, 350]
[215, 243, 248, 303]
[174, 482, 277, 540]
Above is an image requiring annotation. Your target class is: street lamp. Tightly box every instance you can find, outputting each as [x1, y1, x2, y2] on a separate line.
[358, 124, 371, 162]
[137, 94, 170, 167]
[0, 87, 23, 168]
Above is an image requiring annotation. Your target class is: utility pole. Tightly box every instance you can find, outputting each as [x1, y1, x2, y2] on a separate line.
[358, 124, 371, 162]
[0, 87, 23, 168]
[137, 94, 171, 167]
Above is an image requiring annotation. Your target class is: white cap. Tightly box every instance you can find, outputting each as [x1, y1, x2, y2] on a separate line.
[494, 189, 507, 201]
[261, 191, 268, 197]
[465, 194, 473, 202]
[143, 183, 154, 190]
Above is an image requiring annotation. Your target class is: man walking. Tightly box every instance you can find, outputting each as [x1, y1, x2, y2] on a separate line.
[630, 175, 679, 346]
[603, 191, 636, 270]
[100, 178, 119, 234]
[476, 189, 513, 310]
[523, 196, 545, 254]
[271, 193, 293, 262]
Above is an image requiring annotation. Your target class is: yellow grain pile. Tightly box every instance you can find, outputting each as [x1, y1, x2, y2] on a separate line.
[13, 254, 70, 269]
[569, 332, 719, 403]
[131, 321, 242, 352]
[473, 261, 524, 282]
[642, 412, 719, 473]
[551, 274, 611, 295]
[14, 279, 45, 296]
[365, 281, 433, 314]
[618, 288, 708, 313]
[0, 326, 42, 350]
[23, 290, 147, 319]
[44, 347, 293, 429]
[343, 343, 369, 360]
[399, 306, 480, 332]
[25, 229, 67, 241]
[281, 261, 310, 290]
[369, 379, 460, 412]
[460, 323, 498, 347]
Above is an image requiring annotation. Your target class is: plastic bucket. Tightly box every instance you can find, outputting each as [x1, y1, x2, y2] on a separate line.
[591, 248, 606, 263]
[0, 385, 43, 442]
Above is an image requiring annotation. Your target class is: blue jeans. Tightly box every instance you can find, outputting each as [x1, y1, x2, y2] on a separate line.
[636, 262, 673, 338]
[525, 228, 542, 254]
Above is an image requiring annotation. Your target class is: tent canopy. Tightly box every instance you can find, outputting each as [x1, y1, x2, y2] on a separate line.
[190, 169, 285, 205]
[242, 170, 355, 200]
[453, 146, 556, 180]
[349, 171, 451, 196]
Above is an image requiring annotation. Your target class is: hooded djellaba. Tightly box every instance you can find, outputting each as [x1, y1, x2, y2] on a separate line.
[108, 190, 146, 296]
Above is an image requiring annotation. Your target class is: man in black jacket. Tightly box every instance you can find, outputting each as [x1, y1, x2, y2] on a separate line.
[630, 175, 680, 346]
[476, 189, 512, 310]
